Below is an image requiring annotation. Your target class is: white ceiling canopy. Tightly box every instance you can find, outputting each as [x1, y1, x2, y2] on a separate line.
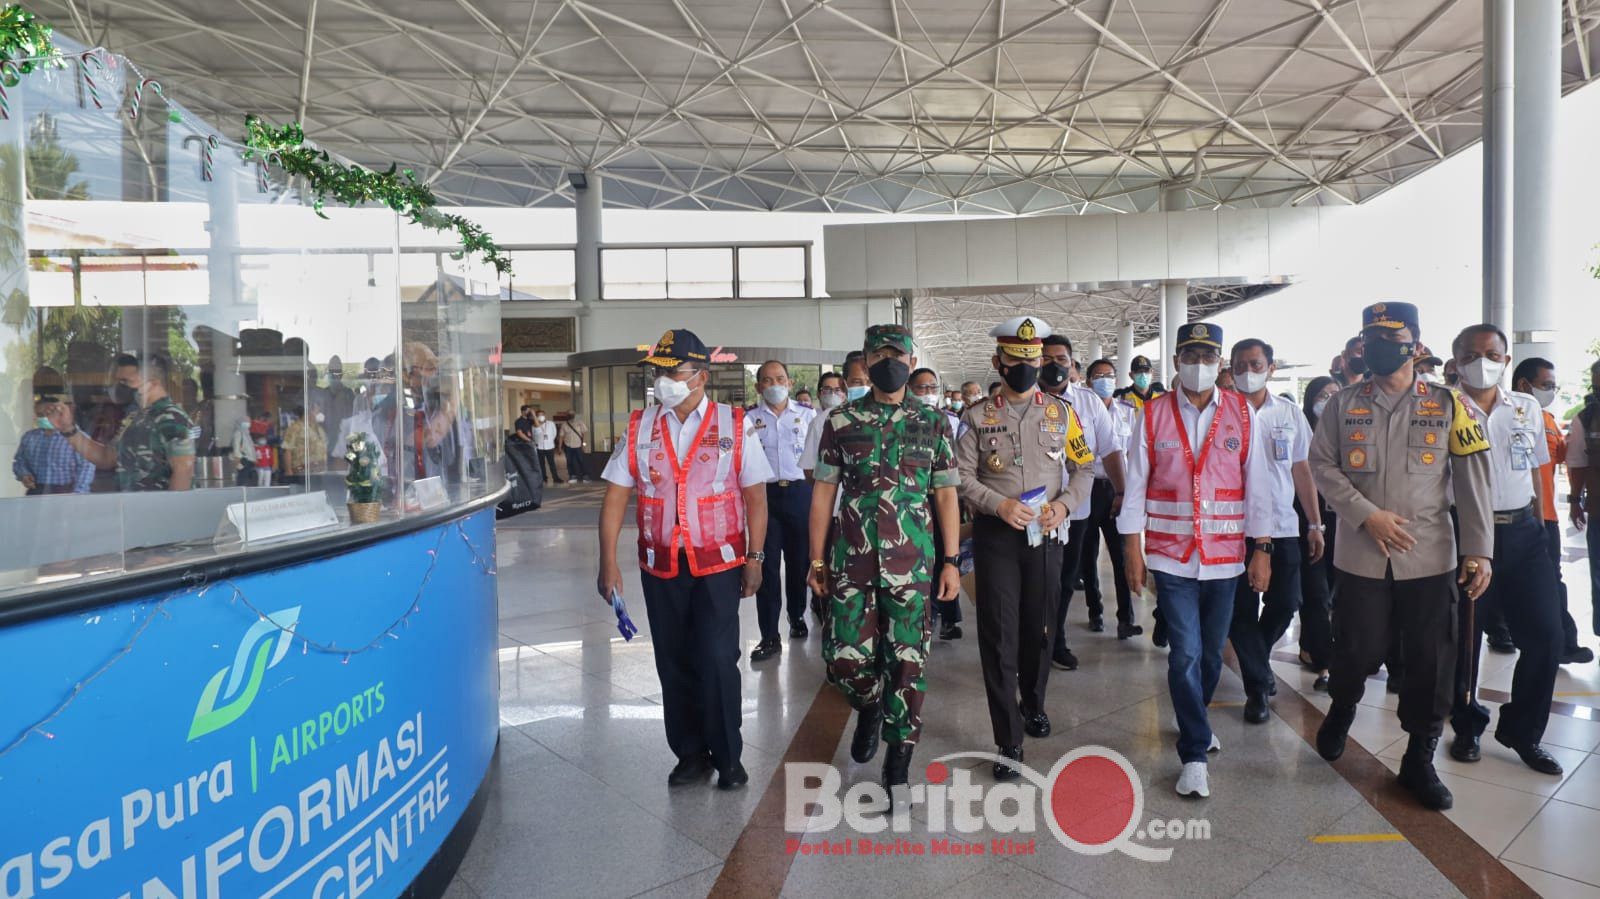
[35, 0, 1600, 213]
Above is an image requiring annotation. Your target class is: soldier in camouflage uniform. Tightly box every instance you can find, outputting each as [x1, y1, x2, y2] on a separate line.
[49, 353, 196, 491]
[808, 324, 962, 796]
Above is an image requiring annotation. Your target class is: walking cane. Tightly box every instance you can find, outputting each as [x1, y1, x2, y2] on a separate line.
[1461, 560, 1490, 733]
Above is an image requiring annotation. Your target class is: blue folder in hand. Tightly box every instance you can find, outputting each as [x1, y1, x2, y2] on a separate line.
[611, 590, 639, 641]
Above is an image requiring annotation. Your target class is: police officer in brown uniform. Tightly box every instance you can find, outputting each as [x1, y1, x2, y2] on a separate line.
[1311, 302, 1494, 812]
[957, 316, 1094, 780]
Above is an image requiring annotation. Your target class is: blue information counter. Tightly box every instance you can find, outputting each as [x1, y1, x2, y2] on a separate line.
[0, 504, 501, 899]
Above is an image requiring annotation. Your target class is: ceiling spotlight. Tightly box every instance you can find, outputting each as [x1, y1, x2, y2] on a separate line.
[568, 171, 588, 191]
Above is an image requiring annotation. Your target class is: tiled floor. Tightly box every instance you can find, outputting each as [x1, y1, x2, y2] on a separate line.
[449, 491, 1600, 897]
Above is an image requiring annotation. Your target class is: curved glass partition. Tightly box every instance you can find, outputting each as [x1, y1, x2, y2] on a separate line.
[0, 40, 504, 603]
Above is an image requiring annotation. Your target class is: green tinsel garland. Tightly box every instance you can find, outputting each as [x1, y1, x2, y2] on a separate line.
[242, 115, 513, 277]
[0, 5, 62, 84]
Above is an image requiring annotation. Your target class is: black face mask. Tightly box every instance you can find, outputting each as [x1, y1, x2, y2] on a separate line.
[1000, 361, 1039, 393]
[1345, 355, 1368, 377]
[1363, 339, 1414, 377]
[1039, 362, 1070, 390]
[112, 383, 137, 407]
[868, 358, 910, 394]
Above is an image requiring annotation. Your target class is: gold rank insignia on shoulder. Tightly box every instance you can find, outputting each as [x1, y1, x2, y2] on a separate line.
[986, 453, 1007, 473]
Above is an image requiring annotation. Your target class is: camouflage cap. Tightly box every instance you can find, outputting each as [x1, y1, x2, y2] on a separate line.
[864, 323, 914, 354]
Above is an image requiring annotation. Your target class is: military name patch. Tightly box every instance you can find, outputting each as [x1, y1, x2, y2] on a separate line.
[977, 425, 1007, 434]
[1155, 440, 1180, 450]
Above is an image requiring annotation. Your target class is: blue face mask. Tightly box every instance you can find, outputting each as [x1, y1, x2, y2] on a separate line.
[1132, 373, 1152, 391]
[36, 416, 54, 430]
[846, 385, 870, 402]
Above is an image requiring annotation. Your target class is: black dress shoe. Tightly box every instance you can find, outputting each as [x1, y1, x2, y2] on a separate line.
[1487, 633, 1517, 654]
[1023, 710, 1052, 738]
[1449, 733, 1481, 762]
[851, 703, 884, 764]
[749, 639, 781, 662]
[1562, 646, 1596, 664]
[790, 618, 809, 639]
[1117, 622, 1143, 640]
[1312, 673, 1330, 691]
[717, 763, 749, 790]
[993, 746, 1024, 781]
[1495, 733, 1564, 775]
[882, 742, 914, 791]
[1317, 705, 1356, 761]
[667, 752, 713, 786]
[1152, 618, 1168, 648]
[939, 623, 963, 641]
[1051, 646, 1078, 671]
[1243, 692, 1270, 724]
[1089, 615, 1105, 633]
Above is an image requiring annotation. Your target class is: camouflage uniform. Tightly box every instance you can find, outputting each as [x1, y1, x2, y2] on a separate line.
[114, 397, 196, 491]
[814, 394, 958, 744]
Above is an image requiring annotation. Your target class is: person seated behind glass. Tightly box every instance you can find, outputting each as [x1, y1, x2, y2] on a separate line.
[15, 391, 96, 495]
[48, 352, 195, 492]
[373, 341, 460, 488]
[282, 404, 328, 477]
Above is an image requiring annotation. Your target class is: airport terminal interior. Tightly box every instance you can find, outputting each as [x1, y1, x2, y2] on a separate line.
[4, 1, 1600, 898]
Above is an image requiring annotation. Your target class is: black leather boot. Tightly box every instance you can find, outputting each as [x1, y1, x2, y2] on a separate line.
[851, 703, 884, 764]
[1397, 735, 1454, 811]
[1317, 704, 1356, 761]
[882, 742, 914, 791]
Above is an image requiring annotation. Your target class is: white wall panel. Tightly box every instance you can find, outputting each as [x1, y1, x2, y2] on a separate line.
[1217, 208, 1271, 277]
[823, 223, 867, 296]
[966, 219, 1018, 287]
[1268, 207, 1320, 277]
[1016, 216, 1069, 286]
[1167, 211, 1220, 280]
[865, 222, 917, 292]
[1064, 215, 1118, 284]
[1115, 213, 1167, 282]
[914, 221, 968, 289]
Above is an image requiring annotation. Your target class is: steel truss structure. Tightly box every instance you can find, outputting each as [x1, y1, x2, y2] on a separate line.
[35, 0, 1600, 214]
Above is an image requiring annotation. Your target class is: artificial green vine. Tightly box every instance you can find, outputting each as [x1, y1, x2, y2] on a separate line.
[242, 115, 513, 276]
[0, 5, 62, 84]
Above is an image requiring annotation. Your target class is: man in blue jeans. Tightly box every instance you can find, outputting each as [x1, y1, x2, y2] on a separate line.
[1119, 323, 1274, 799]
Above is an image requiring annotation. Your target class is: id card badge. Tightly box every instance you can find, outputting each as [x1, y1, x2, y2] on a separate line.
[646, 547, 656, 569]
[721, 544, 737, 564]
[1511, 432, 1534, 471]
[1272, 426, 1291, 462]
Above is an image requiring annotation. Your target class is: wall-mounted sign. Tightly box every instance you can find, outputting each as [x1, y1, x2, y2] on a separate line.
[503, 317, 576, 354]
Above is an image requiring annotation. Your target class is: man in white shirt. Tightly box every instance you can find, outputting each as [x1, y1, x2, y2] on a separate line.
[1225, 338, 1325, 725]
[1075, 359, 1140, 641]
[533, 409, 562, 484]
[1446, 324, 1565, 776]
[749, 360, 818, 661]
[598, 329, 772, 791]
[1039, 336, 1128, 668]
[1119, 322, 1274, 798]
[801, 364, 867, 474]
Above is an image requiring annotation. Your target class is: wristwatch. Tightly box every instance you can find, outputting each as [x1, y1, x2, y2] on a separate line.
[1253, 540, 1275, 555]
[941, 554, 961, 567]
[810, 559, 826, 571]
[747, 551, 766, 563]
[1308, 522, 1326, 532]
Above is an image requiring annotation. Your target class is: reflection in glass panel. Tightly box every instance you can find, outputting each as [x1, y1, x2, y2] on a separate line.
[667, 247, 733, 299]
[738, 246, 806, 297]
[601, 248, 666, 299]
[506, 250, 575, 300]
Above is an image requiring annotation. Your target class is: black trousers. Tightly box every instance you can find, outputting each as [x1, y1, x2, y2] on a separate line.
[537, 447, 561, 482]
[1328, 568, 1457, 739]
[1066, 479, 1133, 630]
[1229, 539, 1304, 696]
[757, 481, 812, 641]
[1452, 513, 1563, 744]
[563, 446, 589, 480]
[1546, 520, 1582, 653]
[1296, 506, 1336, 669]
[972, 515, 1062, 748]
[1051, 516, 1091, 654]
[640, 557, 744, 769]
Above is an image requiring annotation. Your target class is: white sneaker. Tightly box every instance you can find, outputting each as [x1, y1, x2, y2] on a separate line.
[1209, 734, 1221, 754]
[1176, 762, 1210, 798]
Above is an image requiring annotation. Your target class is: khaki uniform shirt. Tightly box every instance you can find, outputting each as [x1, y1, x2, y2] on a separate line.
[957, 390, 1093, 519]
[1309, 378, 1494, 580]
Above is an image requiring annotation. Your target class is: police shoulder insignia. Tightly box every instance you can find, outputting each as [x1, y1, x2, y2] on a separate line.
[1044, 402, 1061, 420]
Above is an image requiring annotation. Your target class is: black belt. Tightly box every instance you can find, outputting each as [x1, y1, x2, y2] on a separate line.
[770, 479, 801, 488]
[1492, 505, 1535, 525]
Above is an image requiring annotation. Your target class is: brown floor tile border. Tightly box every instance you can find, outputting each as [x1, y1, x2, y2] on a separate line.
[709, 681, 853, 899]
[1235, 650, 1539, 899]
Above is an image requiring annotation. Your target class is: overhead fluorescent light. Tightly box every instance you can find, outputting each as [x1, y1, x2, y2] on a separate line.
[503, 375, 571, 387]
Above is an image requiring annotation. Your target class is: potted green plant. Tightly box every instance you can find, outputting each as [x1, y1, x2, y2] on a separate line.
[344, 432, 383, 523]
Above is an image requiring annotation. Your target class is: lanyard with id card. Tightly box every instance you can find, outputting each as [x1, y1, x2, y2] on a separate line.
[1510, 429, 1537, 471]
[1272, 426, 1292, 463]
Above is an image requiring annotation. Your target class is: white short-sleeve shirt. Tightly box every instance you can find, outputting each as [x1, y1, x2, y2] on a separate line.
[1465, 389, 1549, 511]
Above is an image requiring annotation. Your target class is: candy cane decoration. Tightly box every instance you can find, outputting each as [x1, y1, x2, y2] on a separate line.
[256, 157, 269, 193]
[79, 51, 106, 110]
[128, 77, 163, 124]
[202, 135, 217, 182]
[0, 61, 18, 121]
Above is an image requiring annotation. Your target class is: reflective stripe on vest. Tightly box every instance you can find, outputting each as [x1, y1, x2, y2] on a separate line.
[627, 402, 748, 579]
[1142, 390, 1251, 566]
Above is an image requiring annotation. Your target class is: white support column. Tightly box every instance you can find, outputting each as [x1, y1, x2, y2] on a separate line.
[1116, 320, 1136, 388]
[207, 171, 247, 437]
[1512, 0, 1558, 363]
[1086, 335, 1103, 367]
[1160, 185, 1189, 385]
[575, 169, 603, 305]
[1482, 0, 1513, 330]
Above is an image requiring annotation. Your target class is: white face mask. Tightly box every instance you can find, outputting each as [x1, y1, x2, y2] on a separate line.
[315, 411, 326, 424]
[1531, 386, 1557, 409]
[1312, 397, 1330, 419]
[762, 384, 790, 407]
[654, 374, 693, 409]
[1235, 370, 1268, 395]
[1179, 362, 1219, 393]
[819, 389, 844, 409]
[915, 391, 940, 407]
[1461, 358, 1506, 390]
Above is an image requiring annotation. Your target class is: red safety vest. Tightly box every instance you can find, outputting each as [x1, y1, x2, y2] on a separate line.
[627, 402, 748, 578]
[1143, 390, 1251, 566]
